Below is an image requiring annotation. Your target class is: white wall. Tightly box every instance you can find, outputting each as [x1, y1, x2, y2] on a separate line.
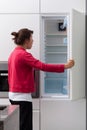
[40, 0, 86, 13]
[0, 0, 39, 13]
[41, 99, 86, 130]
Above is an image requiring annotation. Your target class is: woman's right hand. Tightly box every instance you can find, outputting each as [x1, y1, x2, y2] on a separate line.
[64, 59, 75, 69]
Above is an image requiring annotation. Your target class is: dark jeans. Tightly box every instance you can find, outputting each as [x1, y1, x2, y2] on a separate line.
[9, 100, 33, 130]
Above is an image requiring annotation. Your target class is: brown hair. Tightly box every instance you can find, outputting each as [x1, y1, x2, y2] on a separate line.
[11, 28, 33, 45]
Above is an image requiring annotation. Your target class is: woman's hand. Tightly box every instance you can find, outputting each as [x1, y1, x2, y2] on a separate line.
[64, 59, 75, 69]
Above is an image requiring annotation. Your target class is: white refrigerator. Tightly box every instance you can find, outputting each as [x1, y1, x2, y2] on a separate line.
[40, 9, 85, 100]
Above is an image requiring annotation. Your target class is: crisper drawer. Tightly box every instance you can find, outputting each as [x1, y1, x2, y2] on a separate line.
[44, 78, 67, 95]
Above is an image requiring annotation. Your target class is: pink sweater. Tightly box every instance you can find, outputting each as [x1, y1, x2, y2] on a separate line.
[8, 46, 65, 93]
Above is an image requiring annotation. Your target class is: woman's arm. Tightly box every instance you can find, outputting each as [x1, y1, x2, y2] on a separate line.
[23, 52, 75, 72]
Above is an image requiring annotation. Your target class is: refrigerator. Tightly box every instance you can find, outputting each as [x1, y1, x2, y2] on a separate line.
[40, 9, 85, 100]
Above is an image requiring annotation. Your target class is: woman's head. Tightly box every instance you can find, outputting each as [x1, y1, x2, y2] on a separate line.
[11, 28, 33, 49]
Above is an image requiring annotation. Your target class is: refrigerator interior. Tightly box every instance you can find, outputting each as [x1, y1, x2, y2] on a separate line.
[41, 15, 70, 97]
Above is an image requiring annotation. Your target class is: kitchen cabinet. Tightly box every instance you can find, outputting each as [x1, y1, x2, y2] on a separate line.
[40, 98, 86, 130]
[33, 110, 39, 130]
[40, 9, 85, 100]
[0, 0, 39, 13]
[0, 14, 40, 61]
[40, 0, 85, 13]
[0, 105, 19, 130]
[32, 99, 40, 130]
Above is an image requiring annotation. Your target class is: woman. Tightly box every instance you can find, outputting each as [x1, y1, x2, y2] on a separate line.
[8, 28, 74, 130]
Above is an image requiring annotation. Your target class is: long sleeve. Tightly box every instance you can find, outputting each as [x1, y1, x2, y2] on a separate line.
[23, 52, 65, 73]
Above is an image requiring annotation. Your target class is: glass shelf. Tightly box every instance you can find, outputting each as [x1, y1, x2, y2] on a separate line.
[45, 52, 67, 54]
[45, 33, 67, 36]
[45, 46, 67, 53]
[45, 44, 67, 47]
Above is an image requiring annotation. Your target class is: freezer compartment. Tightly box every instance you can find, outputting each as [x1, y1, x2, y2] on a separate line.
[44, 18, 67, 34]
[44, 78, 68, 95]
